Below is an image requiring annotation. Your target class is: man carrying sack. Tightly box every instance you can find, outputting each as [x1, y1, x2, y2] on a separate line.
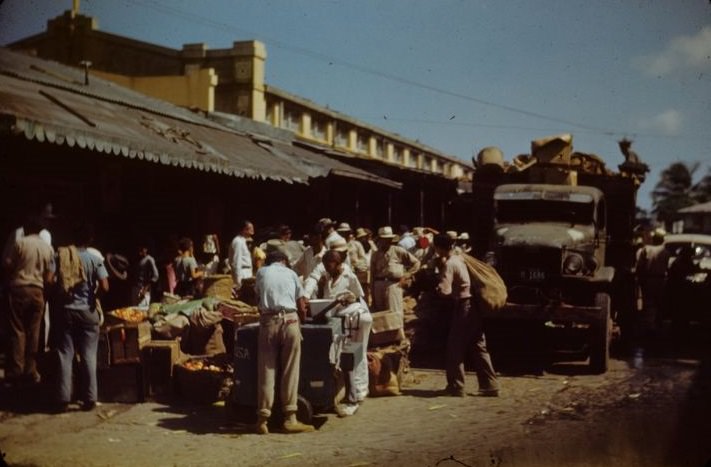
[433, 234, 498, 397]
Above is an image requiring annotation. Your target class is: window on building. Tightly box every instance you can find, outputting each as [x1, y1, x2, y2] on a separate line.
[356, 132, 368, 153]
[408, 152, 419, 168]
[312, 118, 326, 141]
[393, 146, 403, 164]
[335, 125, 349, 147]
[374, 138, 384, 158]
[283, 106, 300, 132]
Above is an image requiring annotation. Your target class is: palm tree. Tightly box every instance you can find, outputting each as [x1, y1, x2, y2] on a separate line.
[651, 162, 698, 226]
[692, 167, 711, 203]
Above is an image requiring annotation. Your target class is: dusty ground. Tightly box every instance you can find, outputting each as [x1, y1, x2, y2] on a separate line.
[0, 317, 709, 467]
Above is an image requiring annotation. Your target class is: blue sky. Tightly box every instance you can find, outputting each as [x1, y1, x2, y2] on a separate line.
[1, 0, 710, 211]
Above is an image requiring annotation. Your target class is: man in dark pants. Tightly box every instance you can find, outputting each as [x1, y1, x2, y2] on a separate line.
[2, 215, 55, 385]
[433, 234, 498, 397]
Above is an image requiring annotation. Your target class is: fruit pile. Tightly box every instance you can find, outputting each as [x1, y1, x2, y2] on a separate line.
[110, 307, 146, 322]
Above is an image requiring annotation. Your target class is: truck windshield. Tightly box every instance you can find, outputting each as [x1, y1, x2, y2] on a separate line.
[496, 200, 594, 225]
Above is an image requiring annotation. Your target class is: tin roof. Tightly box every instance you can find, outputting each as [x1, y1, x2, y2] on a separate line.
[0, 48, 400, 188]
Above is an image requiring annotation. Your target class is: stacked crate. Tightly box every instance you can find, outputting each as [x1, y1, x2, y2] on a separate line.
[97, 309, 152, 403]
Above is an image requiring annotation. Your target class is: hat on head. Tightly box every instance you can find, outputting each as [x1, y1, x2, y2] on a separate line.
[412, 227, 425, 237]
[458, 232, 470, 241]
[328, 237, 349, 252]
[105, 253, 129, 281]
[446, 231, 458, 240]
[265, 239, 288, 255]
[318, 217, 336, 228]
[355, 227, 368, 239]
[377, 226, 396, 239]
[336, 222, 352, 233]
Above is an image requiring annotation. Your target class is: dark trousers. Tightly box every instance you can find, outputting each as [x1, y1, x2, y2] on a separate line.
[446, 298, 498, 392]
[6, 285, 45, 381]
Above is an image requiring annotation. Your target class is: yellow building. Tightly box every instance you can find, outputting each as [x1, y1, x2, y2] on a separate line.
[9, 9, 473, 184]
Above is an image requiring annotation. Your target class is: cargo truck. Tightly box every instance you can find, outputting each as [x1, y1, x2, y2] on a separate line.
[470, 135, 648, 373]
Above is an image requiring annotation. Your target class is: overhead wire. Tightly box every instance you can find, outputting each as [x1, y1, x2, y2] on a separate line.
[123, 0, 619, 135]
[122, 0, 710, 143]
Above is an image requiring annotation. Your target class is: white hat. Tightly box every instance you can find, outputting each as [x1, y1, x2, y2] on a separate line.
[336, 222, 352, 232]
[458, 232, 470, 240]
[446, 231, 458, 240]
[328, 237, 349, 252]
[377, 226, 396, 239]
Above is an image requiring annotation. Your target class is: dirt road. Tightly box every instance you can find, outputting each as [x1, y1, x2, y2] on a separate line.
[1, 329, 709, 467]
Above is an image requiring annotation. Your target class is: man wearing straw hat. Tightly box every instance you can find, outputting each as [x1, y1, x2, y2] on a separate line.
[370, 226, 420, 320]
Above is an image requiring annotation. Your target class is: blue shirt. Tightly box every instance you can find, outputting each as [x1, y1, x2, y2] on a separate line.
[65, 248, 109, 314]
[255, 262, 304, 313]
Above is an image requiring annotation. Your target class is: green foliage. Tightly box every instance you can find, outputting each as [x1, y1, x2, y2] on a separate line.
[652, 162, 711, 225]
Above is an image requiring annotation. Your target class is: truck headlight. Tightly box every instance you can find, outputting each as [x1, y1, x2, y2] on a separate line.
[563, 253, 584, 275]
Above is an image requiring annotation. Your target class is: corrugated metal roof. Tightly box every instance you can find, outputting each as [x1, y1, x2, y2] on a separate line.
[0, 48, 400, 188]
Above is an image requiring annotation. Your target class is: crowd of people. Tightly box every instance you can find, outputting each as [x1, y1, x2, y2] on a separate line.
[1, 206, 497, 432]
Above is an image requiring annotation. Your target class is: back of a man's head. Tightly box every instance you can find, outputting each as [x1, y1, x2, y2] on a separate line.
[265, 250, 288, 266]
[433, 233, 455, 251]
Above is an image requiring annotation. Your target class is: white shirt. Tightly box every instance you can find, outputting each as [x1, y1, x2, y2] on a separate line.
[255, 262, 305, 313]
[322, 266, 365, 302]
[2, 227, 52, 268]
[229, 235, 253, 286]
[303, 261, 353, 299]
[294, 245, 325, 280]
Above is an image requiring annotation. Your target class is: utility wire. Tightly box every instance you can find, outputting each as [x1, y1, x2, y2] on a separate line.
[124, 0, 622, 136]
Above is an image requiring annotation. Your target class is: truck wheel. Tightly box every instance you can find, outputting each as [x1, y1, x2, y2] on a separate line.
[297, 395, 314, 425]
[589, 292, 611, 374]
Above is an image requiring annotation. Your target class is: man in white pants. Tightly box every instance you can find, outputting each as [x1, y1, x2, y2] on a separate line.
[318, 249, 372, 416]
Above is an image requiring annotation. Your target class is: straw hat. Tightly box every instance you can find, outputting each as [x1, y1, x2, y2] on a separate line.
[355, 227, 369, 239]
[377, 226, 396, 239]
[328, 237, 349, 252]
[336, 222, 352, 233]
[105, 253, 129, 281]
[446, 231, 458, 240]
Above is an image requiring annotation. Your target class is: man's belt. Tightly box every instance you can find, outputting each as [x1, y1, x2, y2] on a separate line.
[260, 307, 298, 316]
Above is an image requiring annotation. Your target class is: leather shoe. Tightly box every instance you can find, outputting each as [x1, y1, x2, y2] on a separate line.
[477, 388, 499, 397]
[443, 386, 465, 397]
[282, 420, 315, 433]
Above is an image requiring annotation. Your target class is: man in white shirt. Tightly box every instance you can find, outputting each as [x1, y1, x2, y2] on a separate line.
[294, 224, 326, 282]
[229, 220, 254, 290]
[318, 249, 372, 416]
[255, 250, 314, 435]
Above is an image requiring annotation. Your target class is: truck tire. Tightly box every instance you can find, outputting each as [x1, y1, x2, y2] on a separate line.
[589, 292, 611, 374]
[296, 395, 314, 424]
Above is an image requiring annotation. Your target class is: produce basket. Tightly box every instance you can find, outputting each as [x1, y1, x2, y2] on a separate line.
[174, 355, 234, 405]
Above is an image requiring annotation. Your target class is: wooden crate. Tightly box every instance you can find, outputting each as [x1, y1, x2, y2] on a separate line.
[141, 339, 182, 398]
[369, 310, 405, 348]
[101, 321, 152, 366]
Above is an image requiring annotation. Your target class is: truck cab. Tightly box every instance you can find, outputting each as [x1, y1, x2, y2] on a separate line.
[492, 184, 613, 302]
